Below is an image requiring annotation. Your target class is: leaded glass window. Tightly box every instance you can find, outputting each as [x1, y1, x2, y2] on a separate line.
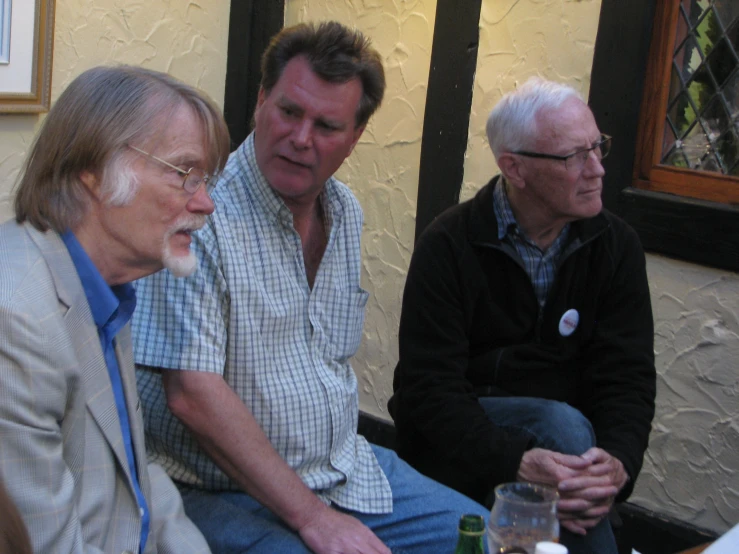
[662, 0, 739, 176]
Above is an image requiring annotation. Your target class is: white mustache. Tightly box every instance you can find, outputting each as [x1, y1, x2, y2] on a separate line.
[171, 214, 207, 234]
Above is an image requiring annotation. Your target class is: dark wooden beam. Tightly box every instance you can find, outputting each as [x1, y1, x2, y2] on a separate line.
[589, 0, 656, 211]
[224, 0, 285, 151]
[620, 188, 739, 272]
[415, 0, 482, 241]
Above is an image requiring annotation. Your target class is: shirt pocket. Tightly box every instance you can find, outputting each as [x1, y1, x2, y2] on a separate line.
[315, 288, 369, 362]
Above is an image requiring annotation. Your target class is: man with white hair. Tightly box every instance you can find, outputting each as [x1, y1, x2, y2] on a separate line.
[390, 77, 656, 554]
[0, 65, 230, 553]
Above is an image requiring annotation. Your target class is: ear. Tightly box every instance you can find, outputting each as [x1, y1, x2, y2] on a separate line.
[79, 170, 102, 198]
[256, 86, 267, 110]
[348, 124, 366, 155]
[497, 153, 526, 191]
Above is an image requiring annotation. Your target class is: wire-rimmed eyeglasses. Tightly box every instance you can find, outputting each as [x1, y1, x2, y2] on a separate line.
[128, 145, 212, 194]
[512, 134, 612, 172]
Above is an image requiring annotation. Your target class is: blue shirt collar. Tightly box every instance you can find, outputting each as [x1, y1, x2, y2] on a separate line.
[60, 231, 136, 333]
[493, 177, 519, 241]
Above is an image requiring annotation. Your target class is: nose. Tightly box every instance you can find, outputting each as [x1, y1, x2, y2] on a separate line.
[291, 119, 313, 149]
[186, 183, 215, 215]
[585, 150, 606, 178]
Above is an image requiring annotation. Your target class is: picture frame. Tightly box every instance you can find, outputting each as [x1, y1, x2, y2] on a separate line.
[0, 0, 11, 65]
[0, 0, 55, 113]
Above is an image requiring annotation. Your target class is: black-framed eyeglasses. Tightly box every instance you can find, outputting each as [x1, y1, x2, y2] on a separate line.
[128, 145, 212, 194]
[512, 134, 612, 172]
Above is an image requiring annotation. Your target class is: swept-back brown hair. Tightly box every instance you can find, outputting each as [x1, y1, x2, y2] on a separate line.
[15, 65, 231, 232]
[261, 21, 386, 128]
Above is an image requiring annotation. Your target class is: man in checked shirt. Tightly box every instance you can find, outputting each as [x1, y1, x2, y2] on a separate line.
[132, 21, 487, 554]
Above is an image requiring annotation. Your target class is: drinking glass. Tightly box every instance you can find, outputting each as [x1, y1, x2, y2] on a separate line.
[486, 482, 559, 554]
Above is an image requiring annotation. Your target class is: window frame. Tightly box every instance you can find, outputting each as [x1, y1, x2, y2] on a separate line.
[590, 0, 739, 273]
[634, 0, 739, 204]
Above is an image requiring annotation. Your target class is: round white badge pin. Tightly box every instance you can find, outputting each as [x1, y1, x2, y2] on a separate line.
[558, 309, 579, 337]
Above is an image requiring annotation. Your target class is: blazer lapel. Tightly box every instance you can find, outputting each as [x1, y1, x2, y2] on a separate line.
[76, 318, 133, 485]
[27, 226, 136, 489]
[116, 325, 151, 496]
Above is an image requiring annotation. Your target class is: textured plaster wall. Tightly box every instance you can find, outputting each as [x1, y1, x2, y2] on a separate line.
[288, 0, 739, 534]
[286, 0, 436, 413]
[462, 0, 602, 201]
[0, 0, 230, 222]
[636, 256, 739, 533]
[0, 0, 736, 535]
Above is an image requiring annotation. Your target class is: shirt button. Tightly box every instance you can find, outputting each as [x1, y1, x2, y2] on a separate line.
[139, 507, 145, 516]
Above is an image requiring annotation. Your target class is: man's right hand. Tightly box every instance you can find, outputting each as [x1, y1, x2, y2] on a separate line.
[516, 448, 610, 535]
[517, 448, 620, 536]
[556, 447, 626, 535]
[297, 504, 390, 554]
[163, 371, 390, 554]
[516, 448, 592, 486]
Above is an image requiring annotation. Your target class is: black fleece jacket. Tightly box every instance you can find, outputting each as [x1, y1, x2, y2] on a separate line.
[388, 176, 656, 505]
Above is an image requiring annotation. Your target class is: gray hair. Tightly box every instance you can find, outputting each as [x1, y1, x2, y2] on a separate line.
[15, 65, 230, 232]
[486, 77, 583, 160]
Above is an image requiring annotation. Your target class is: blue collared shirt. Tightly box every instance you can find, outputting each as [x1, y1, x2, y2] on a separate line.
[61, 231, 150, 553]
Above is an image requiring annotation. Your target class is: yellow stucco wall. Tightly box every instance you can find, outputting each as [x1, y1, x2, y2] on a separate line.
[463, 0, 603, 200]
[286, 0, 437, 414]
[0, 0, 736, 535]
[0, 0, 230, 222]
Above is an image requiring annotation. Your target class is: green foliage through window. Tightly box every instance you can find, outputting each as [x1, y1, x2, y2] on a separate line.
[663, 0, 739, 176]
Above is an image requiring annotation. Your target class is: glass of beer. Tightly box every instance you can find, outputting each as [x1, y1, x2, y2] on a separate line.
[486, 482, 559, 554]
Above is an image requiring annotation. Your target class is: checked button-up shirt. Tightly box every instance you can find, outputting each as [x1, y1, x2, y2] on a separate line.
[131, 133, 392, 514]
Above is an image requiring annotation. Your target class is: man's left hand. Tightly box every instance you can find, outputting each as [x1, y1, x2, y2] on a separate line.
[566, 447, 629, 493]
[556, 448, 628, 535]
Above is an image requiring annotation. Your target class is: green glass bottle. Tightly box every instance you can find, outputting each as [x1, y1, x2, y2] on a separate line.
[454, 514, 485, 554]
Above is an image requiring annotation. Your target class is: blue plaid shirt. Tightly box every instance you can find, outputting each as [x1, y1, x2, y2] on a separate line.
[131, 133, 392, 514]
[493, 179, 571, 307]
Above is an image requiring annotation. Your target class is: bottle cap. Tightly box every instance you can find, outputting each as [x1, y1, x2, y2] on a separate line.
[534, 542, 567, 554]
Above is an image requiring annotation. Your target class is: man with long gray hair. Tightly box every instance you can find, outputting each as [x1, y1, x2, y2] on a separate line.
[390, 77, 656, 554]
[0, 65, 230, 553]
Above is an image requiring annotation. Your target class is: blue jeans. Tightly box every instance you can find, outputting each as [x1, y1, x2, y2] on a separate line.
[479, 396, 618, 554]
[178, 444, 489, 554]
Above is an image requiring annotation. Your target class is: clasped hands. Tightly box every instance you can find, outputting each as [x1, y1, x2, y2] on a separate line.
[516, 447, 628, 536]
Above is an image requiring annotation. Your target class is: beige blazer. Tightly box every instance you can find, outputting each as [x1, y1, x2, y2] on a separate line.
[0, 221, 210, 554]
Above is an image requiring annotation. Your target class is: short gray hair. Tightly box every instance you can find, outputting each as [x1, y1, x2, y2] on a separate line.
[486, 77, 583, 160]
[15, 65, 230, 233]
